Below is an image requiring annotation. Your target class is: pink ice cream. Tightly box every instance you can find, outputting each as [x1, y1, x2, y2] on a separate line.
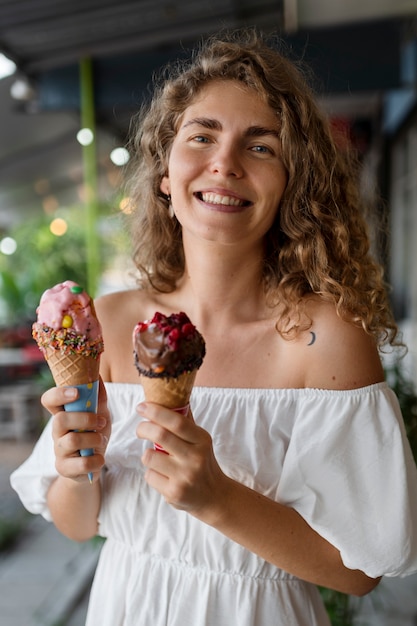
[35, 280, 102, 338]
[32, 280, 103, 358]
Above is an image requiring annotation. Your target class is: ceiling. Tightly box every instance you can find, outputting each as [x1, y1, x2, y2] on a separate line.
[0, 0, 416, 229]
[0, 0, 284, 74]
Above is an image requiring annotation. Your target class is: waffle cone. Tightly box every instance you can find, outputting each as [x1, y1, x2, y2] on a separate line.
[140, 369, 197, 409]
[45, 347, 100, 387]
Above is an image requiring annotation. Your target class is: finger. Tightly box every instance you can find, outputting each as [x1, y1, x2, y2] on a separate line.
[136, 418, 176, 454]
[58, 429, 108, 453]
[55, 450, 106, 482]
[141, 446, 173, 493]
[42, 386, 79, 414]
[137, 402, 197, 443]
[53, 427, 108, 486]
[62, 421, 105, 445]
[52, 410, 107, 439]
[43, 378, 108, 413]
[140, 445, 206, 511]
[143, 463, 170, 493]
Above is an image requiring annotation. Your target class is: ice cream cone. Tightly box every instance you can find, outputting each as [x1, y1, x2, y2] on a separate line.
[45, 347, 100, 387]
[140, 369, 197, 409]
[133, 311, 205, 453]
[33, 281, 104, 484]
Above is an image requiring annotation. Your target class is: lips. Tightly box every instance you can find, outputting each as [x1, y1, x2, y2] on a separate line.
[196, 191, 251, 207]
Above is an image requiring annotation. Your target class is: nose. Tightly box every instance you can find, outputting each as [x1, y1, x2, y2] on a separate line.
[209, 142, 243, 178]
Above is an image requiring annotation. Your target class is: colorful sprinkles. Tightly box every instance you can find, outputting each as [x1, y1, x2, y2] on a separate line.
[70, 285, 84, 294]
[32, 323, 104, 359]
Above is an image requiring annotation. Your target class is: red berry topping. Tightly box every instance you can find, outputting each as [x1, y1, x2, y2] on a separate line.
[181, 323, 195, 337]
[133, 310, 206, 378]
[168, 328, 181, 341]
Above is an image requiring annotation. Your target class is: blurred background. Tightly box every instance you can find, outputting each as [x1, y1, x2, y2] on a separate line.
[0, 1, 417, 625]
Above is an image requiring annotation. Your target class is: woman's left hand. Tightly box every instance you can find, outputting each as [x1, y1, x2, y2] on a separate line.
[136, 402, 379, 596]
[136, 402, 228, 521]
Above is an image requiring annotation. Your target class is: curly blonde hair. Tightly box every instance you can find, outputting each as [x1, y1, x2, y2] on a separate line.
[126, 28, 399, 348]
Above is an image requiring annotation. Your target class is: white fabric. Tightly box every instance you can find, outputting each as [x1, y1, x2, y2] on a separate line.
[10, 382, 417, 626]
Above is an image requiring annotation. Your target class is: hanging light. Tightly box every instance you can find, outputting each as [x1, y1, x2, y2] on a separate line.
[0, 53, 16, 79]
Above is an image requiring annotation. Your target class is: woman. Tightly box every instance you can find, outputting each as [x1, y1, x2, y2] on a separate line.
[11, 29, 417, 625]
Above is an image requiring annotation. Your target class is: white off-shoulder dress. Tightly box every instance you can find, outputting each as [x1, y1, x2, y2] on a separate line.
[11, 382, 417, 626]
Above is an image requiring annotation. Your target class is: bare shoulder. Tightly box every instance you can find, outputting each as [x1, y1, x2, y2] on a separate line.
[94, 288, 182, 330]
[301, 298, 385, 390]
[95, 289, 145, 321]
[94, 289, 159, 382]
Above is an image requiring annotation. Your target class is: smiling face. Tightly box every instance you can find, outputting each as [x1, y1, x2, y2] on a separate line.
[160, 80, 288, 248]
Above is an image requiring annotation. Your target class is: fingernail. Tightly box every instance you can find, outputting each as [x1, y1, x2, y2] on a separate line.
[63, 388, 77, 399]
[97, 417, 106, 428]
[137, 402, 147, 413]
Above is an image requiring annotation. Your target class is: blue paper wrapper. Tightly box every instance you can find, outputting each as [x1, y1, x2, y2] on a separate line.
[64, 380, 99, 483]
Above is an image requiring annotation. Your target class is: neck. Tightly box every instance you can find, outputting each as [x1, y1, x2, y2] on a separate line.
[175, 238, 271, 329]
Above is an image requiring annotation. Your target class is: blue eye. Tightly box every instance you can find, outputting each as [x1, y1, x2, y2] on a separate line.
[251, 145, 270, 153]
[193, 135, 210, 143]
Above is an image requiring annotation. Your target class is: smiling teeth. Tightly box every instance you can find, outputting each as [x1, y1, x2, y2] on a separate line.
[201, 192, 245, 206]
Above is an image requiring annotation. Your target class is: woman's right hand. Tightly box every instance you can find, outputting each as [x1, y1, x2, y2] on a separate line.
[41, 378, 111, 484]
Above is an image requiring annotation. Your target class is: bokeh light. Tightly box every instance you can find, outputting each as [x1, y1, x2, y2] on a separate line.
[110, 147, 130, 166]
[49, 218, 68, 236]
[119, 197, 133, 214]
[0, 236, 17, 255]
[76, 128, 94, 146]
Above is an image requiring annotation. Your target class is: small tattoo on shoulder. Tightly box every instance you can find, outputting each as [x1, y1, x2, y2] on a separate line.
[307, 331, 316, 346]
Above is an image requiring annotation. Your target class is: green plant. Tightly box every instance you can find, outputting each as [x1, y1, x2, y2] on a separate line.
[0, 513, 30, 552]
[0, 269, 25, 319]
[0, 212, 86, 324]
[320, 588, 353, 626]
[0, 204, 127, 325]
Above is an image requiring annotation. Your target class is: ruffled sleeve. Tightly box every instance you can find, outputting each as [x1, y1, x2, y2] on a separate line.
[10, 417, 58, 522]
[277, 383, 417, 578]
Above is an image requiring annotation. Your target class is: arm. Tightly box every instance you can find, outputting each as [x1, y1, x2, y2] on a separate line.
[43, 381, 111, 542]
[196, 474, 380, 596]
[136, 313, 386, 595]
[47, 475, 101, 542]
[137, 403, 380, 596]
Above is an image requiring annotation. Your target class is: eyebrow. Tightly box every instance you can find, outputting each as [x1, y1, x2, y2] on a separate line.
[182, 117, 280, 139]
[245, 125, 280, 140]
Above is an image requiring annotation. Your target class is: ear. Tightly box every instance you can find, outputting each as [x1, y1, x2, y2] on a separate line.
[160, 176, 170, 196]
